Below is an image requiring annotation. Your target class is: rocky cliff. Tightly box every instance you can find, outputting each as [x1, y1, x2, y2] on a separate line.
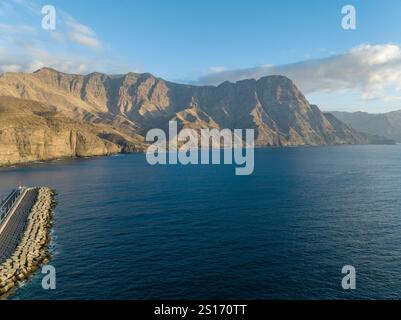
[0, 96, 144, 166]
[332, 110, 401, 143]
[0, 68, 391, 166]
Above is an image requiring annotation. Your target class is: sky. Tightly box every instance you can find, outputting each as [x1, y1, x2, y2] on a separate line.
[1, 0, 401, 113]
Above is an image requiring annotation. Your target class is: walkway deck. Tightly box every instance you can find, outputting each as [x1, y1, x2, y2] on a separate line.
[0, 188, 38, 264]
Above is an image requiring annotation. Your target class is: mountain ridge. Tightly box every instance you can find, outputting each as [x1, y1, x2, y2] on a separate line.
[331, 110, 401, 142]
[0, 68, 394, 166]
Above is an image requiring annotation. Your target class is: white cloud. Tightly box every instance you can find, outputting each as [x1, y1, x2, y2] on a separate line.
[199, 44, 401, 102]
[0, 23, 36, 35]
[0, 0, 131, 74]
[208, 66, 227, 73]
[0, 64, 22, 73]
[64, 14, 102, 49]
[10, 0, 39, 15]
[0, 43, 121, 74]
[8, 0, 103, 49]
[68, 32, 101, 49]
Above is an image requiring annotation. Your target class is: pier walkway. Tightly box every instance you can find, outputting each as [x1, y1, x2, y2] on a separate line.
[0, 188, 39, 264]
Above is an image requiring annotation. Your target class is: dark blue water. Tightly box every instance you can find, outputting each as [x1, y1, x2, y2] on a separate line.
[1, 145, 401, 299]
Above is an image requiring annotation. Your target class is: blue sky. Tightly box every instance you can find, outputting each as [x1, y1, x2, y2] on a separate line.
[1, 0, 401, 112]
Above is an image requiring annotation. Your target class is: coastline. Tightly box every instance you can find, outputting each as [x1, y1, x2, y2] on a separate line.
[0, 152, 124, 170]
[0, 187, 56, 298]
[0, 141, 398, 170]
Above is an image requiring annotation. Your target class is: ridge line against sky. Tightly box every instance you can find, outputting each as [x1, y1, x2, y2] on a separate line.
[1, 0, 401, 113]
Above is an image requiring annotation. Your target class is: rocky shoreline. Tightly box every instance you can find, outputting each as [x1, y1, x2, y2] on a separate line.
[0, 152, 125, 169]
[0, 187, 56, 298]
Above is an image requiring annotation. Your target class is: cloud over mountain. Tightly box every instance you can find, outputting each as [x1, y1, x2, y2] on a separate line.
[199, 44, 401, 102]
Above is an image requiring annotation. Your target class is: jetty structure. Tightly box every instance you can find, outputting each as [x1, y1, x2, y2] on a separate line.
[0, 185, 55, 296]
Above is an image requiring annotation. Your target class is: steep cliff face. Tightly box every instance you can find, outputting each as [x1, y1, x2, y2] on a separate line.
[331, 110, 401, 142]
[0, 68, 391, 166]
[0, 96, 144, 166]
[0, 68, 376, 146]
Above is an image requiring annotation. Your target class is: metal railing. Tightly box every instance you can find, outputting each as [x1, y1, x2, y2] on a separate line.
[0, 188, 24, 225]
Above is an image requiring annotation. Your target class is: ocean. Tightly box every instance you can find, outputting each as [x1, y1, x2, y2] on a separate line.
[1, 145, 401, 299]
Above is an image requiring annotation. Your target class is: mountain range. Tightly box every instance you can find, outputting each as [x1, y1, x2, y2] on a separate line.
[0, 68, 393, 166]
[332, 110, 401, 143]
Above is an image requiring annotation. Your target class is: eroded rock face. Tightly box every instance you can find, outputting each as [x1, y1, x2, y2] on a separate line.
[0, 68, 389, 165]
[331, 110, 401, 143]
[0, 97, 144, 166]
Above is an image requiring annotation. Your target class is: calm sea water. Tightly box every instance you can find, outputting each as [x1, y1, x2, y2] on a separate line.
[1, 145, 401, 299]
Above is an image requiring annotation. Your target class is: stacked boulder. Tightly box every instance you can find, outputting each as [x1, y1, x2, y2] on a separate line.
[0, 187, 55, 296]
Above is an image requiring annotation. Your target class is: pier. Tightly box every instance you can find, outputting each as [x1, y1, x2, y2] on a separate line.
[0, 186, 55, 296]
[0, 187, 38, 263]
[0, 187, 24, 224]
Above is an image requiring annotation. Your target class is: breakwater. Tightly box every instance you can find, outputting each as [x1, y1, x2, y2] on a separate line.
[0, 187, 55, 297]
